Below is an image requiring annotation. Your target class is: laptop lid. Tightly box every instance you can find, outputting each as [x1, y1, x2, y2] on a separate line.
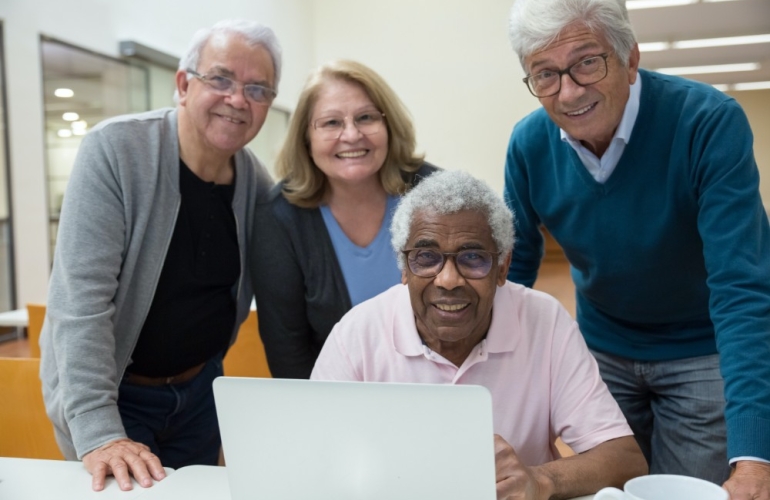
[213, 377, 497, 500]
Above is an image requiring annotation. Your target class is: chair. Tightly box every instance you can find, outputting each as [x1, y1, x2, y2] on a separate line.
[26, 303, 46, 358]
[0, 356, 64, 459]
[223, 310, 272, 378]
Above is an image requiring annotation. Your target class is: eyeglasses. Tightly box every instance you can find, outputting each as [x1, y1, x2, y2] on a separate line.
[523, 53, 610, 98]
[312, 110, 386, 141]
[187, 69, 277, 105]
[401, 248, 502, 280]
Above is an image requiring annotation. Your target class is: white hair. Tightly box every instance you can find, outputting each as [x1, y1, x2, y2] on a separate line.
[508, 0, 636, 69]
[173, 19, 282, 103]
[391, 170, 515, 270]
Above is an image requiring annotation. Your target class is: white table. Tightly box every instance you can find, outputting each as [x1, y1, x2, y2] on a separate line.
[0, 457, 168, 499]
[0, 308, 28, 340]
[0, 458, 595, 499]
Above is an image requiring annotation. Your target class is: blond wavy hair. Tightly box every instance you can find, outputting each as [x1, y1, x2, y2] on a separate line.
[276, 60, 424, 208]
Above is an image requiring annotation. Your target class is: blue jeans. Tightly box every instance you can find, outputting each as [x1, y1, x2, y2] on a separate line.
[117, 354, 223, 469]
[590, 350, 730, 484]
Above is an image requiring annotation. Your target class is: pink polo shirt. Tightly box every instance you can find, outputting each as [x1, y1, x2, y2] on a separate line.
[311, 281, 632, 466]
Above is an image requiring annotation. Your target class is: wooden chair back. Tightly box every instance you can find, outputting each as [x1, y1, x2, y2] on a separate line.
[26, 303, 46, 358]
[0, 356, 64, 459]
[223, 310, 271, 378]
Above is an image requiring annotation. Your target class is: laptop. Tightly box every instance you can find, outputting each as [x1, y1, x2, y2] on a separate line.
[213, 376, 497, 500]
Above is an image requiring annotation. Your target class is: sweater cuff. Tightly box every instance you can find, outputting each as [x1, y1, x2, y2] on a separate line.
[69, 405, 127, 459]
[727, 415, 770, 461]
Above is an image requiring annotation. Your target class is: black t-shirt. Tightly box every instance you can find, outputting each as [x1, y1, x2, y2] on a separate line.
[127, 160, 239, 377]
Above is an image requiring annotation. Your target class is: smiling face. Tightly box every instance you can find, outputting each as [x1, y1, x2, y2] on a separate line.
[402, 209, 511, 366]
[524, 23, 639, 157]
[307, 79, 389, 190]
[177, 32, 275, 159]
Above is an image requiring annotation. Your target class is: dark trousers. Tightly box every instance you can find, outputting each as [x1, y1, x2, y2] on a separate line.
[117, 354, 223, 469]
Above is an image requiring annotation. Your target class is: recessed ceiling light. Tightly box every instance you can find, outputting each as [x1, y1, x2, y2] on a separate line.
[73, 128, 88, 136]
[639, 42, 671, 52]
[627, 0, 697, 10]
[54, 88, 74, 98]
[656, 62, 760, 75]
[733, 81, 770, 91]
[62, 112, 79, 121]
[711, 84, 731, 92]
[673, 34, 770, 49]
[57, 129, 73, 138]
[71, 120, 88, 131]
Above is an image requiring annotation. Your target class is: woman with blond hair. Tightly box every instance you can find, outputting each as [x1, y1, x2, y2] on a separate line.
[250, 60, 437, 378]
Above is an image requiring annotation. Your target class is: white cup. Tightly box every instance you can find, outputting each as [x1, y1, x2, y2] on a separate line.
[594, 474, 728, 500]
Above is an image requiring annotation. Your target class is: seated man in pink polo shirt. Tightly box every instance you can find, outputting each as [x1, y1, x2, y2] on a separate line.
[311, 170, 647, 500]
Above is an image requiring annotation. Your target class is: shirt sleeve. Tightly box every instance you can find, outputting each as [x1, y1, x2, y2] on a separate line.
[548, 319, 633, 453]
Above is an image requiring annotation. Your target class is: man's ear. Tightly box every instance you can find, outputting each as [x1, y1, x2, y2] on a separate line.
[176, 69, 190, 104]
[401, 269, 408, 285]
[497, 251, 512, 286]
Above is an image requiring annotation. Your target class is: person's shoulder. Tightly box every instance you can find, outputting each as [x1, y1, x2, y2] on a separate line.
[641, 69, 736, 110]
[495, 281, 574, 326]
[90, 107, 175, 136]
[509, 107, 558, 146]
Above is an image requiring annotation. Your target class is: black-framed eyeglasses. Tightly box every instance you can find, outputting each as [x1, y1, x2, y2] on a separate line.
[187, 69, 277, 105]
[523, 53, 610, 98]
[312, 110, 386, 141]
[401, 248, 502, 280]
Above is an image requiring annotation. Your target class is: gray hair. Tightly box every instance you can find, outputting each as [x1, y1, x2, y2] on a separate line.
[391, 170, 515, 270]
[174, 19, 282, 102]
[508, 0, 636, 68]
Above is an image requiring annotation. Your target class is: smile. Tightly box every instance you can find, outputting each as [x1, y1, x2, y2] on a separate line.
[435, 303, 469, 312]
[566, 102, 596, 116]
[336, 150, 367, 158]
[217, 114, 246, 124]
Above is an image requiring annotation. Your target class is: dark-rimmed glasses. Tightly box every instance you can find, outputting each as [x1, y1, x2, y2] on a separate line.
[187, 69, 277, 105]
[402, 248, 502, 279]
[312, 111, 386, 141]
[523, 53, 610, 98]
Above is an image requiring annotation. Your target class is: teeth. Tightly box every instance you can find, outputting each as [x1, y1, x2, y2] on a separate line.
[337, 150, 366, 158]
[221, 116, 243, 124]
[567, 104, 593, 116]
[436, 303, 468, 312]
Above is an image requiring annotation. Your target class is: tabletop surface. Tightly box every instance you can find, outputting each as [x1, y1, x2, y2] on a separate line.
[0, 457, 595, 500]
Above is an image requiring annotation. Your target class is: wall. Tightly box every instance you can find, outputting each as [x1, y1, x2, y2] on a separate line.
[0, 0, 314, 306]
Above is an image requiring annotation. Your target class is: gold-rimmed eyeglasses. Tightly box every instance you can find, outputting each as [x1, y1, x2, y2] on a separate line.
[311, 110, 386, 141]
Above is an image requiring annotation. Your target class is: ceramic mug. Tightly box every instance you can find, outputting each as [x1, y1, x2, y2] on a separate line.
[594, 474, 728, 500]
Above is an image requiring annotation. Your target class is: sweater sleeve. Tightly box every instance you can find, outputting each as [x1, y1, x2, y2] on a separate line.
[504, 123, 545, 287]
[250, 197, 325, 379]
[690, 98, 770, 461]
[44, 128, 129, 458]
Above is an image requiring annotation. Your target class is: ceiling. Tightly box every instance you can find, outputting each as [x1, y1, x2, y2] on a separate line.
[628, 0, 770, 87]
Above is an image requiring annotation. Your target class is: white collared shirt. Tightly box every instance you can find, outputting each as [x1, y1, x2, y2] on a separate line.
[560, 76, 642, 183]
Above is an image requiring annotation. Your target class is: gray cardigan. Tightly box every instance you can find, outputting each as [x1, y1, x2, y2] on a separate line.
[40, 108, 274, 459]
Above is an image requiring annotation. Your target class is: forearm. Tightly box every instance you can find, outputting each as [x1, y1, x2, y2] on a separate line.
[532, 436, 647, 499]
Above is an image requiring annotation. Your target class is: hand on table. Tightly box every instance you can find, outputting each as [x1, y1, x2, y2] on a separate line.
[494, 434, 549, 500]
[724, 460, 770, 500]
[82, 438, 166, 491]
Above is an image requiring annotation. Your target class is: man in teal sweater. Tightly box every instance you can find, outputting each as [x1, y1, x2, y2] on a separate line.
[504, 0, 770, 498]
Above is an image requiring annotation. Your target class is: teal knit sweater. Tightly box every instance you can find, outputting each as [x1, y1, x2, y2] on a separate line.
[504, 69, 770, 460]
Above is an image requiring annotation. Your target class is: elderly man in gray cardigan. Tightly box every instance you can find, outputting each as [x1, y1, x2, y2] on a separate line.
[39, 20, 277, 491]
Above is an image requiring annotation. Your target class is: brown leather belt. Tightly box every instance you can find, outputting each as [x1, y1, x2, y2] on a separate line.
[124, 362, 206, 386]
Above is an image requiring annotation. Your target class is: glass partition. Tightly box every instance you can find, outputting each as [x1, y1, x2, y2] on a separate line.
[0, 23, 15, 314]
[41, 37, 150, 260]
